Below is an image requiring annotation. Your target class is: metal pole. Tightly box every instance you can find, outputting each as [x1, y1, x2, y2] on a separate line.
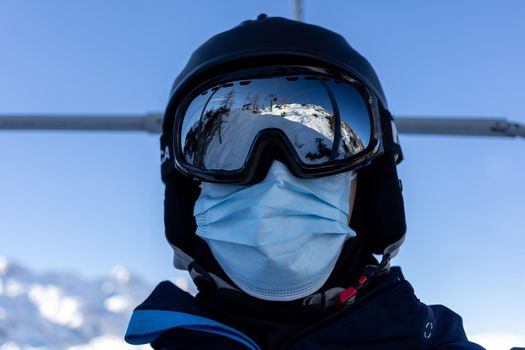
[294, 0, 303, 22]
[0, 114, 523, 139]
[395, 117, 525, 139]
[0, 113, 163, 134]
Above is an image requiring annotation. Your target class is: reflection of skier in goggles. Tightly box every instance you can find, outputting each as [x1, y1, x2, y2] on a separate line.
[126, 14, 484, 350]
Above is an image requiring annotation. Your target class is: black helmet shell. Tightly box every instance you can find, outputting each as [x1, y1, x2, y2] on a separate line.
[163, 15, 387, 133]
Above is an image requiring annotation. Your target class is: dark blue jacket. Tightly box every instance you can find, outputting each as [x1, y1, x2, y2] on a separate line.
[125, 267, 484, 350]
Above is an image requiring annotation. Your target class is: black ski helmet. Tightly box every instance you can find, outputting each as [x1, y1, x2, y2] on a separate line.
[162, 15, 406, 291]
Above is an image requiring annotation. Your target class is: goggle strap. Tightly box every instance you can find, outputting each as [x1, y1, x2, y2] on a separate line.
[160, 109, 404, 180]
[380, 110, 404, 163]
[161, 129, 176, 180]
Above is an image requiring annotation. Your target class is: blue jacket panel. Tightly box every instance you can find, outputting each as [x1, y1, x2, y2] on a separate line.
[126, 267, 484, 350]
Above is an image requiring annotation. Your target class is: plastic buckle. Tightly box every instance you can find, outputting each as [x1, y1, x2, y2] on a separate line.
[337, 260, 391, 308]
[337, 274, 370, 307]
[188, 262, 217, 295]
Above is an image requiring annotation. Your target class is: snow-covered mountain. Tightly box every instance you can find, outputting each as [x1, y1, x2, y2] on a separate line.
[260, 103, 365, 156]
[2, 257, 522, 350]
[0, 257, 176, 350]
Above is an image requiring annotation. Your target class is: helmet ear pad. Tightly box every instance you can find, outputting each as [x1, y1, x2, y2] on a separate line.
[164, 170, 234, 281]
[349, 152, 406, 254]
[164, 170, 199, 257]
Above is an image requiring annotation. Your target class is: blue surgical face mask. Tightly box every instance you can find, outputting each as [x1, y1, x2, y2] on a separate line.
[194, 161, 356, 301]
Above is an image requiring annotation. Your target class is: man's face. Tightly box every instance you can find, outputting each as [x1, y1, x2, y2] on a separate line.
[348, 174, 358, 224]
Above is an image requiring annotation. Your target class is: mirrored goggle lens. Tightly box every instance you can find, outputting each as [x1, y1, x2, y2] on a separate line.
[180, 75, 372, 171]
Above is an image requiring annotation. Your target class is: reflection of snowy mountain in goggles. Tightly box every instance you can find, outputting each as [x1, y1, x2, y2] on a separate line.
[180, 75, 372, 171]
[259, 103, 365, 158]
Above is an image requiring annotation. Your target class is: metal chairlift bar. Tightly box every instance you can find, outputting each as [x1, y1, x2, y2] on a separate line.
[0, 114, 163, 134]
[395, 117, 525, 139]
[0, 114, 523, 139]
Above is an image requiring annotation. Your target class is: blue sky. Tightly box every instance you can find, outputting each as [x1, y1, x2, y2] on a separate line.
[1, 0, 524, 341]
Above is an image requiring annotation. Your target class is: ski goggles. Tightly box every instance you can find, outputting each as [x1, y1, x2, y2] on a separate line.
[161, 66, 388, 183]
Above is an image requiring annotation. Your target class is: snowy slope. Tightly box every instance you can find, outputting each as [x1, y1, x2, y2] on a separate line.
[0, 257, 174, 350]
[260, 103, 364, 156]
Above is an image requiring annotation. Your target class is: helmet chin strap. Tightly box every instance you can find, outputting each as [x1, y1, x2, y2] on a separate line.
[382, 232, 405, 260]
[303, 233, 405, 309]
[171, 243, 241, 293]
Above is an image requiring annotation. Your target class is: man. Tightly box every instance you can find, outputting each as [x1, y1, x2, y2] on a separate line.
[125, 15, 484, 350]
